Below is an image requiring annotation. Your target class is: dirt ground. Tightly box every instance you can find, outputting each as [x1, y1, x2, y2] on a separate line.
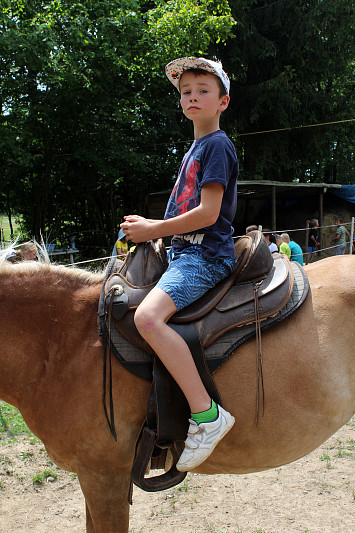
[0, 420, 354, 533]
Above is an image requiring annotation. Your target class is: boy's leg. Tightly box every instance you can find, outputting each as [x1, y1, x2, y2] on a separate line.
[135, 286, 235, 471]
[134, 286, 211, 413]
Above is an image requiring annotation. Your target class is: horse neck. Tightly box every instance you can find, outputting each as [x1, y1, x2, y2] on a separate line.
[0, 265, 101, 408]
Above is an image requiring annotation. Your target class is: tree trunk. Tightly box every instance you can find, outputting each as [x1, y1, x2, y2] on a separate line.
[6, 192, 14, 240]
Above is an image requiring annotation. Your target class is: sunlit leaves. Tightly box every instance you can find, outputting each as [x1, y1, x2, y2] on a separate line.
[147, 0, 236, 59]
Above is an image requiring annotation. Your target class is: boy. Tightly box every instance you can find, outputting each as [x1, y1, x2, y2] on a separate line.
[275, 234, 291, 259]
[331, 217, 350, 255]
[281, 233, 304, 265]
[121, 57, 238, 471]
[308, 219, 320, 253]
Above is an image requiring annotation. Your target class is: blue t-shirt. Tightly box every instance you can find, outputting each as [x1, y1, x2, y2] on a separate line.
[288, 241, 304, 265]
[164, 130, 238, 258]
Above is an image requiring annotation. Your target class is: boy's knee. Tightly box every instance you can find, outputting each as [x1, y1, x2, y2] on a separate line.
[134, 306, 157, 336]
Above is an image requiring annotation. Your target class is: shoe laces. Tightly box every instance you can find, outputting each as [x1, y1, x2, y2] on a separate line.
[185, 420, 204, 449]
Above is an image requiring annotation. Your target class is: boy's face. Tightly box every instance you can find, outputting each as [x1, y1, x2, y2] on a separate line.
[179, 71, 230, 122]
[23, 250, 37, 260]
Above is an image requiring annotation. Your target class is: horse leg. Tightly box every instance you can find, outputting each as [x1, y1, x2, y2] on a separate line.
[85, 502, 95, 533]
[78, 469, 131, 533]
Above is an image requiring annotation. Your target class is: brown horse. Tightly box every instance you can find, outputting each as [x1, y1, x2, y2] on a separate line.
[0, 256, 354, 533]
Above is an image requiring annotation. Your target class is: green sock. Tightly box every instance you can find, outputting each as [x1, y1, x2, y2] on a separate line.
[191, 399, 218, 425]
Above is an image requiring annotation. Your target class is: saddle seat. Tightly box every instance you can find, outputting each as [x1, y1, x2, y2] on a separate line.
[104, 231, 291, 354]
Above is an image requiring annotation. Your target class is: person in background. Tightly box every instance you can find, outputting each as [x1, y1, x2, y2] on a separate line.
[6, 242, 37, 263]
[263, 229, 278, 253]
[330, 217, 350, 255]
[113, 229, 129, 259]
[307, 219, 320, 262]
[281, 233, 303, 265]
[275, 235, 291, 259]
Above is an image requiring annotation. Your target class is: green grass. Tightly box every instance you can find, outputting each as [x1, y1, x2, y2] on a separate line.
[0, 402, 34, 440]
[320, 453, 331, 468]
[320, 419, 355, 466]
[20, 450, 34, 461]
[337, 436, 354, 458]
[0, 213, 22, 244]
[32, 469, 58, 485]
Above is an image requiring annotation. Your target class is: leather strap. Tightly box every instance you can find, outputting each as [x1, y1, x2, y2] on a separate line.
[148, 357, 190, 443]
[131, 323, 221, 491]
[147, 323, 221, 445]
[169, 323, 221, 406]
[102, 290, 118, 441]
[131, 427, 187, 492]
[253, 281, 265, 425]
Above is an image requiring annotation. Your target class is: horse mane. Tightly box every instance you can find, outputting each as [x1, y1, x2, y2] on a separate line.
[0, 239, 105, 285]
[0, 258, 105, 286]
[0, 237, 50, 263]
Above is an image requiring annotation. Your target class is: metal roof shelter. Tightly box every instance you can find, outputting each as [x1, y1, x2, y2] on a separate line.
[236, 180, 343, 230]
[146, 180, 343, 231]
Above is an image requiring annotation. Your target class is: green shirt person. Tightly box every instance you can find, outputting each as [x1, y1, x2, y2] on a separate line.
[275, 235, 291, 259]
[331, 217, 350, 256]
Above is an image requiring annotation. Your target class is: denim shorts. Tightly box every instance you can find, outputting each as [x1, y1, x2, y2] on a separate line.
[156, 246, 235, 312]
[334, 243, 346, 255]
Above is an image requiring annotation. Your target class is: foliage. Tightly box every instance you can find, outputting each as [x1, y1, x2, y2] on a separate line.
[0, 0, 353, 257]
[0, 0, 234, 253]
[146, 0, 235, 57]
[213, 0, 355, 182]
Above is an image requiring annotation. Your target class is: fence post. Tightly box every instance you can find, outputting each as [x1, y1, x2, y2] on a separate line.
[305, 220, 310, 264]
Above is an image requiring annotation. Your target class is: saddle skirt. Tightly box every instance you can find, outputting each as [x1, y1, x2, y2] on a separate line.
[99, 233, 309, 380]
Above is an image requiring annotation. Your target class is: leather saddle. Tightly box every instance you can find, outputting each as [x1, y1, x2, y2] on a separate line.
[98, 231, 308, 494]
[104, 231, 277, 354]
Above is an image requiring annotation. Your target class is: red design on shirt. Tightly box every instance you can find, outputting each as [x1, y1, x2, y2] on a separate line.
[176, 160, 200, 214]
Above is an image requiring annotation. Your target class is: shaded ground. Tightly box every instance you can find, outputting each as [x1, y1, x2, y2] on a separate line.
[0, 419, 354, 533]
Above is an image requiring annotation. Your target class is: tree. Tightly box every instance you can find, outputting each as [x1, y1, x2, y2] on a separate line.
[0, 0, 353, 258]
[209, 0, 354, 182]
[0, 0, 235, 253]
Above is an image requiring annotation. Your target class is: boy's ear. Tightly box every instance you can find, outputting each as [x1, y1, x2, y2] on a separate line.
[219, 94, 230, 112]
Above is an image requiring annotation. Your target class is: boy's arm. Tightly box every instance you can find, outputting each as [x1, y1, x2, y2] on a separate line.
[331, 232, 340, 243]
[121, 182, 224, 243]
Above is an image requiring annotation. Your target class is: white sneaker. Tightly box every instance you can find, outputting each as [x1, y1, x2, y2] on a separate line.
[176, 405, 235, 472]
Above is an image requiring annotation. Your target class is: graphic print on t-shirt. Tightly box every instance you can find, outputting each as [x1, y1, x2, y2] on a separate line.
[167, 158, 200, 217]
[164, 130, 239, 258]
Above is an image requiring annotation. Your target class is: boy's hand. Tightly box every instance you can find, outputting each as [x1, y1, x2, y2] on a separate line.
[121, 182, 224, 242]
[121, 215, 157, 243]
[123, 215, 146, 223]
